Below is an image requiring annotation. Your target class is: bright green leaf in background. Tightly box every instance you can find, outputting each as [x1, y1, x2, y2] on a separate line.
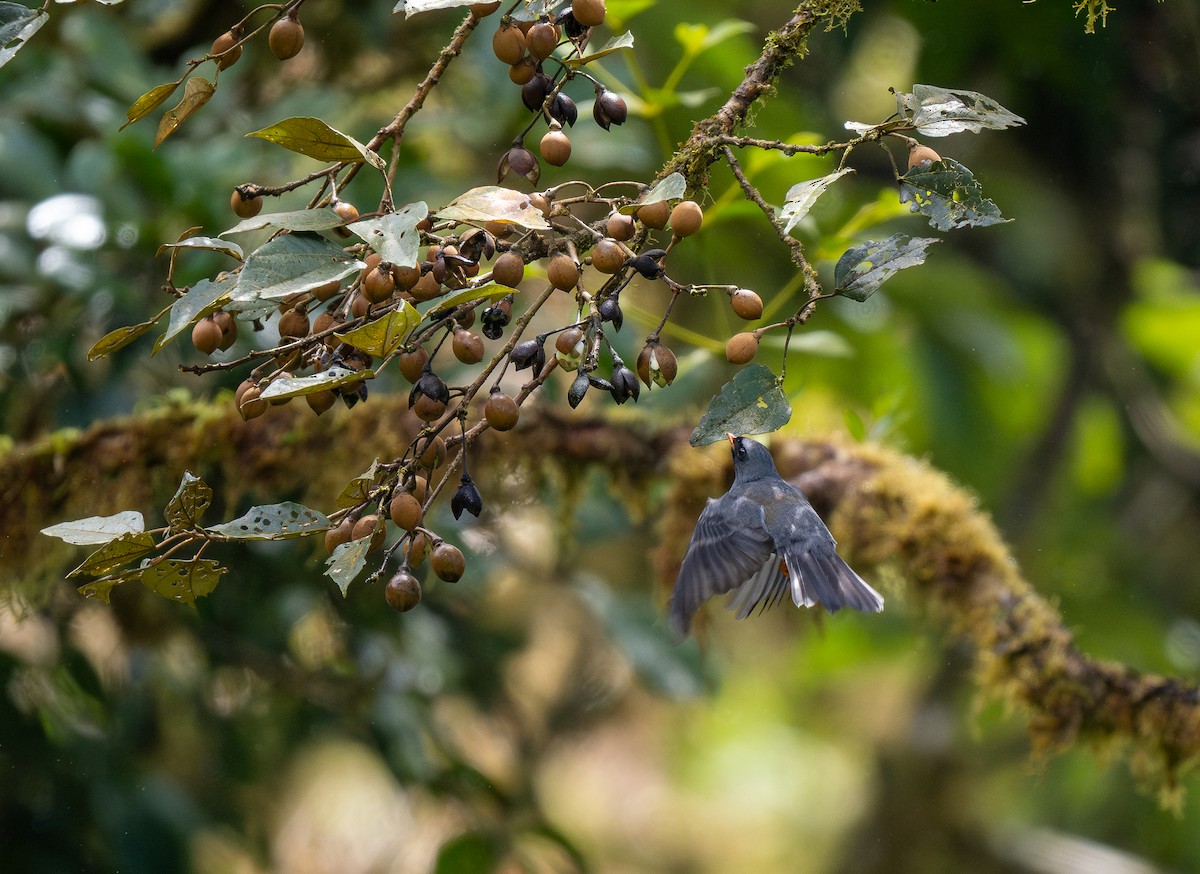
[690, 363, 792, 446]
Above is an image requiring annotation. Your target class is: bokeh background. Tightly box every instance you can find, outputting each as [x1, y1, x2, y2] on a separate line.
[3, 0, 1200, 871]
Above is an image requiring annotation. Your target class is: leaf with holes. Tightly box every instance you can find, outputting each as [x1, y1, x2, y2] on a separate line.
[833, 234, 939, 302]
[895, 84, 1026, 137]
[436, 187, 550, 230]
[335, 307, 419, 358]
[153, 275, 235, 354]
[42, 511, 146, 546]
[165, 471, 213, 531]
[78, 566, 145, 605]
[620, 172, 686, 215]
[689, 364, 791, 446]
[0, 2, 47, 70]
[233, 234, 363, 303]
[154, 76, 215, 148]
[67, 533, 157, 580]
[348, 203, 427, 268]
[206, 502, 331, 540]
[325, 538, 373, 597]
[780, 168, 855, 234]
[898, 158, 1007, 231]
[335, 459, 382, 510]
[141, 559, 226, 605]
[258, 366, 374, 402]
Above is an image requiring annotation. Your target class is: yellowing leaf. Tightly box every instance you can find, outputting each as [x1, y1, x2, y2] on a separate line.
[247, 116, 386, 172]
[334, 307, 419, 358]
[154, 76, 215, 148]
[436, 186, 551, 230]
[121, 80, 181, 130]
[140, 559, 226, 605]
[87, 305, 170, 360]
[68, 532, 157, 579]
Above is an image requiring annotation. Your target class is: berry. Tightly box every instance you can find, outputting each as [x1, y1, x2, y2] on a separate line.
[488, 252, 522, 288]
[412, 393, 447, 422]
[572, 0, 606, 27]
[324, 517, 354, 555]
[306, 390, 337, 416]
[637, 341, 678, 388]
[238, 383, 267, 421]
[526, 22, 560, 60]
[590, 238, 626, 274]
[312, 279, 341, 302]
[211, 29, 242, 70]
[606, 212, 635, 241]
[547, 253, 579, 290]
[407, 531, 433, 567]
[669, 200, 704, 237]
[509, 58, 538, 86]
[230, 187, 261, 219]
[362, 265, 396, 303]
[385, 570, 422, 612]
[352, 514, 385, 551]
[492, 24, 526, 65]
[907, 143, 942, 171]
[730, 288, 763, 320]
[389, 492, 424, 532]
[191, 317, 223, 355]
[431, 543, 466, 583]
[418, 435, 447, 470]
[268, 14, 305, 61]
[637, 200, 671, 229]
[333, 199, 359, 224]
[452, 329, 485, 365]
[213, 311, 238, 351]
[592, 89, 628, 130]
[726, 332, 759, 364]
[484, 389, 520, 431]
[470, 1, 501, 16]
[540, 125, 571, 167]
[278, 308, 309, 339]
[410, 271, 443, 302]
[399, 348, 430, 383]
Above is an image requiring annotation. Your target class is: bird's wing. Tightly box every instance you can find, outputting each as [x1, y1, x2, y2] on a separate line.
[724, 551, 801, 619]
[778, 506, 884, 614]
[667, 494, 774, 636]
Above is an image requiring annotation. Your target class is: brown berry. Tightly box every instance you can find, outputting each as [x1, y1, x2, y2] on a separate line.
[385, 571, 422, 612]
[399, 347, 430, 383]
[191, 317, 223, 355]
[407, 531, 432, 567]
[590, 238, 626, 273]
[470, 1, 501, 16]
[526, 22, 560, 61]
[726, 332, 759, 364]
[268, 14, 305, 61]
[730, 288, 763, 321]
[572, 0, 606, 27]
[907, 143, 942, 171]
[606, 212, 636, 241]
[306, 390, 337, 416]
[312, 279, 341, 302]
[637, 341, 678, 388]
[637, 200, 671, 230]
[492, 24, 526, 65]
[230, 187, 261, 219]
[350, 292, 371, 319]
[412, 393, 447, 422]
[213, 311, 238, 350]
[547, 253, 579, 291]
[452, 329, 485, 365]
[211, 29, 242, 70]
[418, 436, 447, 470]
[431, 543, 466, 583]
[362, 265, 396, 303]
[237, 383, 267, 420]
[410, 271, 442, 302]
[669, 200, 704, 237]
[324, 517, 354, 555]
[391, 263, 421, 291]
[408, 476, 429, 503]
[555, 327, 584, 358]
[484, 389, 520, 431]
[389, 492, 424, 532]
[352, 514, 385, 551]
[333, 200, 360, 224]
[492, 251, 524, 287]
[509, 58, 538, 86]
[278, 308, 310, 339]
[539, 126, 571, 167]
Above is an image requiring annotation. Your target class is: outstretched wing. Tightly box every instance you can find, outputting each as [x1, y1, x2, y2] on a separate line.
[667, 494, 774, 637]
[777, 505, 884, 614]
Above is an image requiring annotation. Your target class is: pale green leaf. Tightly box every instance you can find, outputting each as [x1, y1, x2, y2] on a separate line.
[153, 276, 235, 354]
[220, 207, 344, 236]
[157, 236, 243, 260]
[896, 84, 1026, 137]
[0, 2, 47, 70]
[348, 203, 428, 268]
[206, 501, 331, 541]
[619, 172, 687, 214]
[436, 186, 551, 230]
[565, 30, 634, 67]
[335, 459, 382, 510]
[780, 168, 854, 234]
[87, 305, 170, 360]
[325, 537, 372, 596]
[42, 511, 146, 546]
[834, 234, 939, 302]
[233, 234, 362, 302]
[258, 366, 374, 402]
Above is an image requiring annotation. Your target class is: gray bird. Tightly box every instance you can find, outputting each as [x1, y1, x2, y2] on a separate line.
[668, 433, 884, 637]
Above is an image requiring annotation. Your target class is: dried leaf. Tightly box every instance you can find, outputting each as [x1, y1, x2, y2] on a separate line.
[895, 84, 1026, 137]
[154, 76, 215, 148]
[121, 80, 180, 130]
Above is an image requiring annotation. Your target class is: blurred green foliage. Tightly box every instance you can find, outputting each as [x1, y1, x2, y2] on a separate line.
[4, 0, 1200, 871]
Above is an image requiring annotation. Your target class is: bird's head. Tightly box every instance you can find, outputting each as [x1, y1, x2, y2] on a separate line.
[726, 433, 779, 483]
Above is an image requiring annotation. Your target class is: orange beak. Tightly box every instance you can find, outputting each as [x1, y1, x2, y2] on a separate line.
[726, 432, 737, 448]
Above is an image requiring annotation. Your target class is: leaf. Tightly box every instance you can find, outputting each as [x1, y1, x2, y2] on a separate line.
[433, 833, 504, 874]
[833, 234, 939, 302]
[153, 275, 235, 354]
[0, 2, 47, 70]
[164, 471, 212, 531]
[348, 203, 428, 268]
[779, 168, 855, 234]
[898, 158, 1008, 231]
[258, 366, 374, 402]
[206, 502, 331, 541]
[140, 559, 226, 605]
[394, 0, 477, 18]
[67, 532, 157, 580]
[87, 305, 170, 360]
[78, 566, 144, 605]
[426, 283, 516, 317]
[154, 75, 215, 148]
[436, 186, 551, 230]
[233, 234, 362, 303]
[689, 364, 792, 446]
[220, 207, 345, 236]
[42, 511, 146, 546]
[324, 537, 372, 597]
[674, 19, 754, 56]
[335, 460, 381, 510]
[157, 236, 243, 260]
[564, 30, 635, 67]
[895, 84, 1026, 137]
[619, 172, 687, 215]
[247, 116, 387, 173]
[120, 80, 180, 130]
[334, 308, 419, 358]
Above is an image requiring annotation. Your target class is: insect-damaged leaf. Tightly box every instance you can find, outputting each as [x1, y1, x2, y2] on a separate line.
[779, 168, 855, 234]
[141, 559, 226, 606]
[394, 0, 478, 19]
[898, 158, 1008, 231]
[233, 234, 362, 302]
[79, 566, 145, 605]
[335, 459, 382, 510]
[67, 532, 157, 580]
[619, 172, 687, 215]
[689, 364, 792, 446]
[895, 84, 1026, 137]
[436, 186, 551, 230]
[833, 234, 939, 302]
[154, 76, 215, 148]
[257, 366, 374, 402]
[0, 2, 47, 70]
[164, 471, 213, 531]
[206, 502, 331, 540]
[247, 116, 387, 172]
[153, 275, 235, 354]
[334, 307, 419, 358]
[325, 537, 373, 597]
[348, 203, 428, 268]
[42, 511, 146, 546]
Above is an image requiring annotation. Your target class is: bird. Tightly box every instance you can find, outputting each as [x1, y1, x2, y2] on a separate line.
[667, 433, 883, 637]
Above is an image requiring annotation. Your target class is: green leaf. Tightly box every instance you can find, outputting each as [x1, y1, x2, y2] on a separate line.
[141, 559, 226, 605]
[843, 408, 867, 442]
[220, 207, 345, 237]
[120, 80, 180, 130]
[780, 168, 855, 234]
[619, 172, 687, 214]
[394, 0, 477, 19]
[67, 532, 157, 579]
[833, 234, 940, 302]
[348, 203, 428, 268]
[565, 30, 635, 66]
[153, 276, 235, 355]
[436, 186, 551, 230]
[164, 471, 213, 531]
[334, 307, 418, 358]
[689, 364, 792, 446]
[433, 833, 504, 874]
[325, 537, 373, 597]
[87, 306, 170, 360]
[154, 75, 215, 148]
[899, 158, 1008, 231]
[233, 234, 363, 303]
[42, 511, 146, 546]
[247, 116, 387, 173]
[674, 19, 754, 56]
[258, 366, 374, 402]
[425, 283, 516, 317]
[895, 84, 1026, 137]
[335, 460, 382, 510]
[206, 502, 331, 540]
[0, 2, 47, 70]
[157, 236, 243, 261]
[79, 567, 144, 605]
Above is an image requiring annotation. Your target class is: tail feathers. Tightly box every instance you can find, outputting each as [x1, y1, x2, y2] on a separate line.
[790, 548, 884, 614]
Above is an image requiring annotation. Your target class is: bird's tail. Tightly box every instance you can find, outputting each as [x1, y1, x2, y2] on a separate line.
[791, 547, 883, 613]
